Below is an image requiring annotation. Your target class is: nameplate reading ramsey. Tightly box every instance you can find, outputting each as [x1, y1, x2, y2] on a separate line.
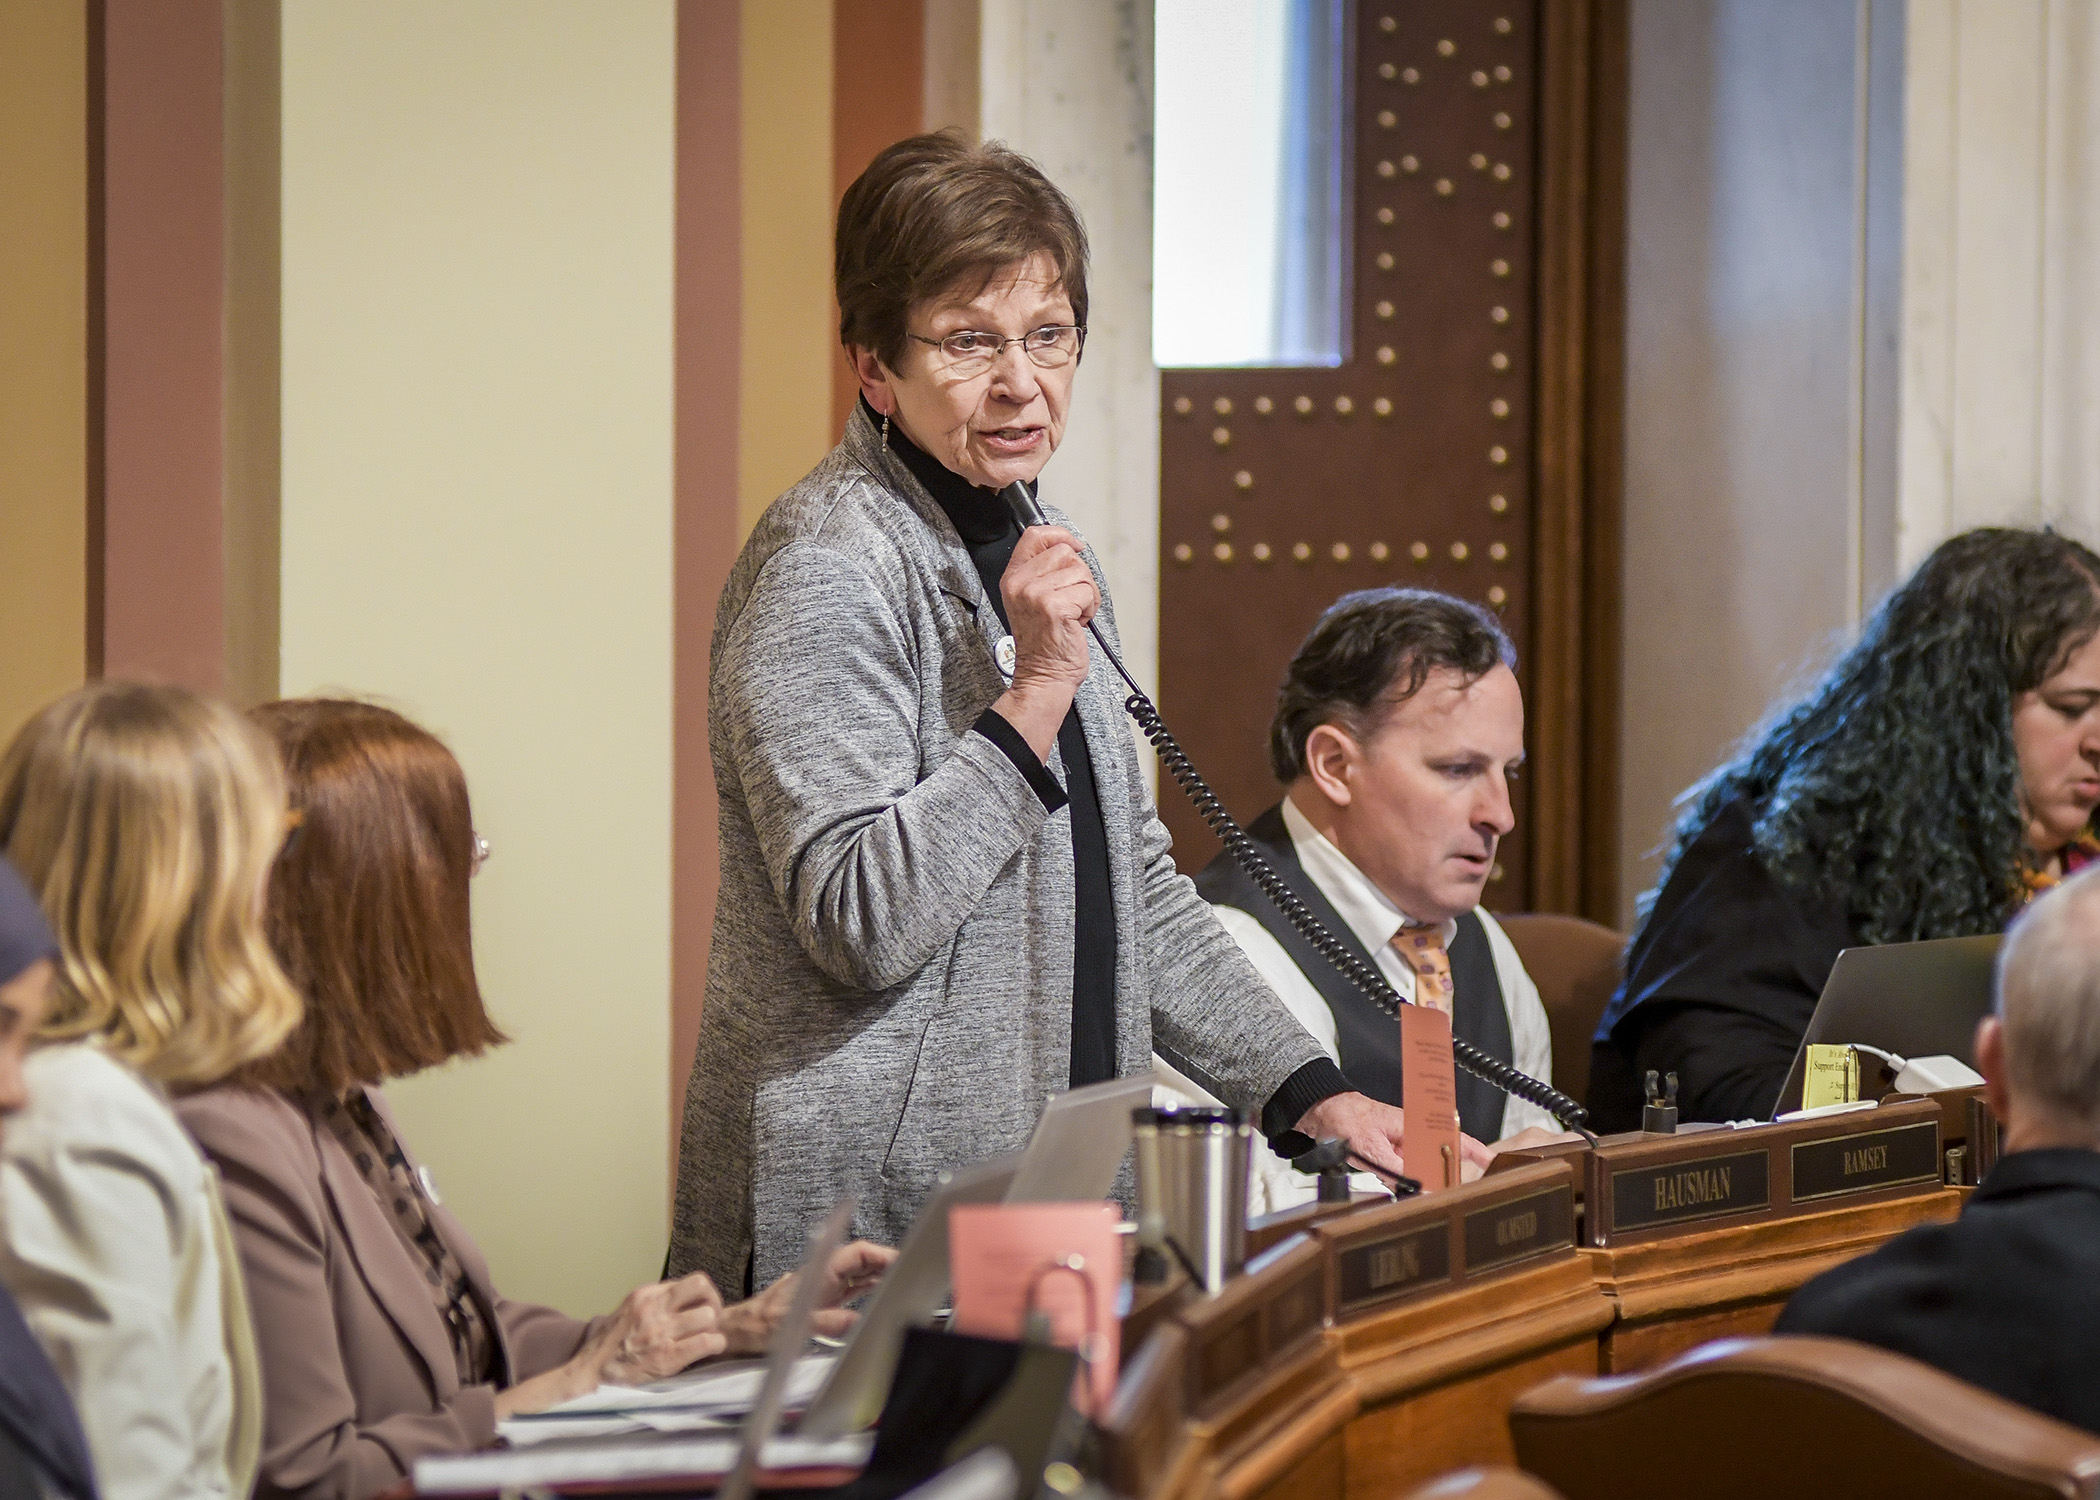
[1335, 1223, 1451, 1316]
[1610, 1149, 1769, 1232]
[1790, 1120, 1940, 1203]
[1463, 1185, 1573, 1273]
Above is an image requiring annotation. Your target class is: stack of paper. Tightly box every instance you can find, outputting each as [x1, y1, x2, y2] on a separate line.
[413, 1430, 873, 1494]
[489, 1354, 837, 1448]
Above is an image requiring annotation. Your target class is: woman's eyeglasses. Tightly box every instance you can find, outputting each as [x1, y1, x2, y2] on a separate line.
[906, 325, 1086, 377]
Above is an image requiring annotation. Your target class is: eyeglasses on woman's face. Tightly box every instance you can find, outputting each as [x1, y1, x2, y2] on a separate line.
[905, 324, 1086, 379]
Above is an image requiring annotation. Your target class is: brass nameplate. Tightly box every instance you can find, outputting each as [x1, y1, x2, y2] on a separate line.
[1791, 1120, 1941, 1203]
[1335, 1222, 1451, 1315]
[1610, 1149, 1769, 1232]
[1463, 1184, 1573, 1273]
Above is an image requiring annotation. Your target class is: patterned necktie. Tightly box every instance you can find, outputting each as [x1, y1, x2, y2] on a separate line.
[1392, 923, 1455, 1016]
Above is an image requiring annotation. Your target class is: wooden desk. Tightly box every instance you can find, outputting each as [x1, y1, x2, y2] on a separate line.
[1585, 1187, 1961, 1371]
[1103, 1233, 1346, 1500]
[1336, 1251, 1608, 1499]
[1497, 1099, 1967, 1371]
[1320, 1164, 1610, 1500]
[1102, 1111, 1967, 1498]
[1104, 1166, 1611, 1500]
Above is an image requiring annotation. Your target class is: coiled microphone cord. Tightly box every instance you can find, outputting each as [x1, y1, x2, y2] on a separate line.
[997, 483, 1593, 1137]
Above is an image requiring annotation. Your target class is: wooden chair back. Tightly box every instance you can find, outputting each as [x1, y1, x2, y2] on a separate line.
[1493, 912, 1623, 1104]
[1510, 1336, 2100, 1500]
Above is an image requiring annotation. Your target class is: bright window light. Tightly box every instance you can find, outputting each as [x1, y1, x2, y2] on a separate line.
[1153, 0, 1349, 369]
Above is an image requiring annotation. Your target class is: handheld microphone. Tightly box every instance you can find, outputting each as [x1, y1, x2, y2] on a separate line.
[996, 482, 1593, 1136]
[998, 481, 1050, 530]
[998, 484, 1147, 701]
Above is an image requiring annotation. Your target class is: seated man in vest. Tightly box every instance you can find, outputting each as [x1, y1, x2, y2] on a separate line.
[1776, 866, 2100, 1434]
[1156, 587, 1560, 1209]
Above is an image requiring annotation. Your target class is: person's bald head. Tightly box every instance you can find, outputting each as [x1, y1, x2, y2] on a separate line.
[1981, 868, 2100, 1150]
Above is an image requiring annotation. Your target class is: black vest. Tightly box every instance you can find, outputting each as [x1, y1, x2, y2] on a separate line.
[1195, 804, 1515, 1142]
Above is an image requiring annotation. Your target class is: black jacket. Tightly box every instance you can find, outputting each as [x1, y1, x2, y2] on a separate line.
[1588, 795, 1859, 1130]
[1776, 1147, 2100, 1435]
[0, 1283, 96, 1500]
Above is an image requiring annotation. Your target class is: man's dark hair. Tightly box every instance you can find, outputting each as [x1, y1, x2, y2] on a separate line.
[1269, 588, 1517, 782]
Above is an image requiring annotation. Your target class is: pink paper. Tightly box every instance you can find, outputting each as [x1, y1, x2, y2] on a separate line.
[1401, 1002, 1462, 1191]
[949, 1201, 1120, 1417]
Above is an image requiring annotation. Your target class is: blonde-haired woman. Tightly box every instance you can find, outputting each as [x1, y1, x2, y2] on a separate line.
[0, 682, 303, 1500]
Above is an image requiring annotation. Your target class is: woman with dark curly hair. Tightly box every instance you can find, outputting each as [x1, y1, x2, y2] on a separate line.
[1589, 526, 2100, 1130]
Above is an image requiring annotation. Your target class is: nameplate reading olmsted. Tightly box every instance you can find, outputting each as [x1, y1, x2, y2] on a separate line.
[1790, 1120, 1940, 1202]
[1463, 1185, 1573, 1273]
[1610, 1149, 1770, 1232]
[1336, 1223, 1450, 1315]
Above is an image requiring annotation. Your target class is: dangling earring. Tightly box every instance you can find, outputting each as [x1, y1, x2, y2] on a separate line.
[881, 412, 890, 444]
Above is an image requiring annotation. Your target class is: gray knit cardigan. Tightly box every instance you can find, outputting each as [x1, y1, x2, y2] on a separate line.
[669, 407, 1322, 1292]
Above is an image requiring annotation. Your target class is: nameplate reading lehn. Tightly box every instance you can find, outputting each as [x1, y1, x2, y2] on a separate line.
[1790, 1120, 1941, 1203]
[1316, 1160, 1576, 1321]
[1609, 1150, 1770, 1235]
[1463, 1184, 1575, 1274]
[1335, 1222, 1452, 1317]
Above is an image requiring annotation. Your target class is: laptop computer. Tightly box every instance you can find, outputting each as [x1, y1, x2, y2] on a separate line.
[793, 1153, 1021, 1440]
[798, 1072, 1150, 1438]
[1770, 934, 2002, 1117]
[1005, 1072, 1154, 1204]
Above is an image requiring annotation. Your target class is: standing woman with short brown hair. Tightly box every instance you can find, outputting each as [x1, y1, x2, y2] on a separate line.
[0, 682, 303, 1500]
[673, 130, 1415, 1293]
[180, 700, 888, 1500]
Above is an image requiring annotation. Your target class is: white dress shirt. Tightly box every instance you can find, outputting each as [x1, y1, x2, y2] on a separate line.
[1154, 797, 1556, 1212]
[0, 1045, 262, 1500]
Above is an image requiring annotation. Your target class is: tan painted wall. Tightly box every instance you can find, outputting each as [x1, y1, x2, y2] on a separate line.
[739, 0, 836, 535]
[279, 0, 676, 1316]
[0, 0, 89, 744]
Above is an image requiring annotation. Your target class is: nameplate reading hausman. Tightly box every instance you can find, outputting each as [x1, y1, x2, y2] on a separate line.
[1610, 1149, 1770, 1233]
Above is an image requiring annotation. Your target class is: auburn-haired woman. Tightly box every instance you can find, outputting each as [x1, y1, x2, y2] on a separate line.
[178, 699, 890, 1500]
[1591, 527, 2100, 1129]
[0, 683, 303, 1500]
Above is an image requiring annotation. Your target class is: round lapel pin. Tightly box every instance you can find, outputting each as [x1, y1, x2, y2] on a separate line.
[995, 634, 1017, 678]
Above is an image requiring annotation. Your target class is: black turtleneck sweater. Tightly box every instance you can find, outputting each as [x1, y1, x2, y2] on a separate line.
[876, 403, 1352, 1142]
[881, 409, 1118, 1087]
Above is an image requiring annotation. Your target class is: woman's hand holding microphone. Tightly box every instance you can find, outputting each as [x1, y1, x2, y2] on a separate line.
[993, 525, 1099, 761]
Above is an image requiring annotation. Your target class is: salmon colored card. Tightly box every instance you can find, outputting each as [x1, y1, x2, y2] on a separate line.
[1401, 1002, 1462, 1190]
[949, 1201, 1120, 1417]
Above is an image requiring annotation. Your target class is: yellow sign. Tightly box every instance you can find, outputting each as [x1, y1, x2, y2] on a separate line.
[1802, 1044, 1861, 1110]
